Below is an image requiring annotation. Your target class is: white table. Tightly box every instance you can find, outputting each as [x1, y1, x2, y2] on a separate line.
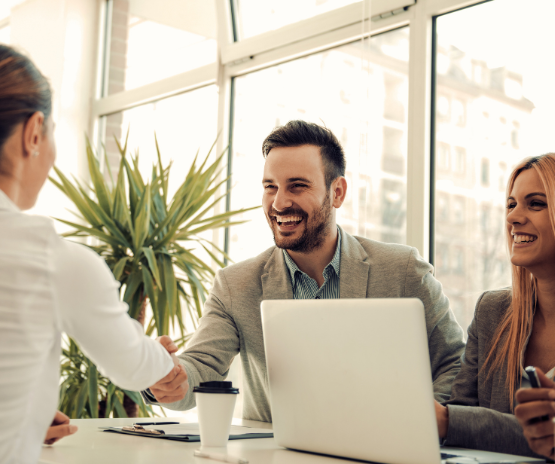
[39, 417, 544, 464]
[39, 417, 282, 464]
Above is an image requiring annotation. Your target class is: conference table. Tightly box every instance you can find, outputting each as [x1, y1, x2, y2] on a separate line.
[39, 417, 543, 464]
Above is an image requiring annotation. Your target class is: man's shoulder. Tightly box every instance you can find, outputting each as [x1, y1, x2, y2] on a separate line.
[219, 246, 277, 280]
[346, 232, 414, 262]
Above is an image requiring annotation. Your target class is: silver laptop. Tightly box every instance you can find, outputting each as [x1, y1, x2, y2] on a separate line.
[261, 298, 544, 464]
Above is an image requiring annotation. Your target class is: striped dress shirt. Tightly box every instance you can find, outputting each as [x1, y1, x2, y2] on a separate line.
[282, 230, 341, 299]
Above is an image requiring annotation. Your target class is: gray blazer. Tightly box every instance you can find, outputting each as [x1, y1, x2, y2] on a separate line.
[147, 228, 465, 422]
[444, 288, 543, 458]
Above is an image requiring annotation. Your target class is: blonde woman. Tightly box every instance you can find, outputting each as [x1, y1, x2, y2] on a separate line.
[433, 153, 555, 459]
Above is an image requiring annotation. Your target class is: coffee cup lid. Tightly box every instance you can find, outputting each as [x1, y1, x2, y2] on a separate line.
[193, 381, 239, 394]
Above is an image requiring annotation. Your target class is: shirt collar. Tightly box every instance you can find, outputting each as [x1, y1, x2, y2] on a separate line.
[282, 228, 342, 282]
[0, 189, 20, 213]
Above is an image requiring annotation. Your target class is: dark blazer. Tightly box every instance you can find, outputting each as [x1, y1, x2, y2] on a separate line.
[444, 288, 544, 459]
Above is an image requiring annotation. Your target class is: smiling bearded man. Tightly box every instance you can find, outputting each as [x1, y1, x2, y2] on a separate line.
[267, 190, 331, 253]
[142, 120, 465, 424]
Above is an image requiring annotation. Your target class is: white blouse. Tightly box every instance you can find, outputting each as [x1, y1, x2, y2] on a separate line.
[520, 327, 555, 389]
[0, 190, 174, 464]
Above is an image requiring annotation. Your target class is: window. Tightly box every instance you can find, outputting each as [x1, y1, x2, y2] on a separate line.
[511, 121, 520, 149]
[382, 127, 405, 175]
[384, 73, 406, 123]
[381, 179, 405, 231]
[453, 248, 464, 274]
[229, 27, 409, 262]
[499, 162, 507, 191]
[342, 173, 355, 219]
[0, 0, 25, 21]
[437, 94, 450, 121]
[480, 206, 489, 232]
[102, 86, 218, 180]
[472, 61, 485, 86]
[105, 0, 217, 94]
[453, 147, 466, 174]
[0, 24, 10, 43]
[437, 193, 449, 221]
[435, 243, 449, 272]
[235, 0, 361, 40]
[437, 142, 450, 171]
[357, 175, 372, 236]
[452, 98, 466, 126]
[433, 0, 554, 335]
[453, 196, 464, 223]
[86, 0, 555, 346]
[481, 158, 490, 187]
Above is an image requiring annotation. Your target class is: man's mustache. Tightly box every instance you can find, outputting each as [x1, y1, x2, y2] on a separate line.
[268, 207, 307, 218]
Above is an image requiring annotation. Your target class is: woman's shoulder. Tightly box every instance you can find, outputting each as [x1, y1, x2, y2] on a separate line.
[0, 210, 59, 257]
[474, 287, 512, 327]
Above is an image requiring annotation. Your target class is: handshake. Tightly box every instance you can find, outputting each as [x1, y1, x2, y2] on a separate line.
[149, 335, 189, 403]
[43, 335, 188, 447]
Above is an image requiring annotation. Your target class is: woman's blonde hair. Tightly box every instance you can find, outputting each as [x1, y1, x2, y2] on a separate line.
[482, 153, 555, 410]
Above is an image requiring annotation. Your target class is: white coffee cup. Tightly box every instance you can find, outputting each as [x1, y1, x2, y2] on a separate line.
[194, 381, 239, 448]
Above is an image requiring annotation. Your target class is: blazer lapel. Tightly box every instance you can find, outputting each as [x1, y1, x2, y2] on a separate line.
[261, 247, 294, 301]
[260, 228, 370, 300]
[338, 228, 370, 299]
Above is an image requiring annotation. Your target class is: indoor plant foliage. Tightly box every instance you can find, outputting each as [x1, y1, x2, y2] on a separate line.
[51, 135, 256, 418]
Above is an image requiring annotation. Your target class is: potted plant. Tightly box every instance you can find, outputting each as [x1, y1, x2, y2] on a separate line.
[51, 135, 257, 417]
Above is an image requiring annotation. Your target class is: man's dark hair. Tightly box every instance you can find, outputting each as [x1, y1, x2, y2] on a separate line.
[262, 120, 346, 189]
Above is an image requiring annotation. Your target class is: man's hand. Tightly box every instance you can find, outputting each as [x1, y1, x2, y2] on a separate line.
[434, 399, 449, 439]
[149, 335, 188, 403]
[515, 367, 555, 459]
[44, 411, 78, 445]
[156, 335, 178, 355]
[149, 363, 188, 403]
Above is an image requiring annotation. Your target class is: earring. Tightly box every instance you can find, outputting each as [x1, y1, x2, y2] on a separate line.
[32, 151, 39, 157]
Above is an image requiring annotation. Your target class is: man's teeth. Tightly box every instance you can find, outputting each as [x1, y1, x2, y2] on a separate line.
[277, 216, 302, 225]
[513, 234, 537, 244]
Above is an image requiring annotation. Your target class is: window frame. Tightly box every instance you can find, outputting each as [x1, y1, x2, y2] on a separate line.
[91, 0, 491, 260]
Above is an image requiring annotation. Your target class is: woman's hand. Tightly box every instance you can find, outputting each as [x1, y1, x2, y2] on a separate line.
[515, 367, 555, 459]
[44, 410, 78, 445]
[435, 400, 449, 439]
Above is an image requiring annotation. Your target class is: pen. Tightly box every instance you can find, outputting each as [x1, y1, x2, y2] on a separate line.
[194, 449, 249, 464]
[133, 421, 180, 426]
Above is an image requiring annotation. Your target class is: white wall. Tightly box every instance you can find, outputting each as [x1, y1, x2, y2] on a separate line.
[9, 0, 101, 224]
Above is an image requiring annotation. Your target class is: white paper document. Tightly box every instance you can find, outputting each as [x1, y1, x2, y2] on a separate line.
[101, 423, 272, 437]
[154, 424, 272, 436]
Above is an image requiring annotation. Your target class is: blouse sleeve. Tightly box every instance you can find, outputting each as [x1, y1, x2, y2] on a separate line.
[51, 238, 173, 391]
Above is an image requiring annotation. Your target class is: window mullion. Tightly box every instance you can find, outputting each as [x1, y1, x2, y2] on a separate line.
[406, 1, 433, 260]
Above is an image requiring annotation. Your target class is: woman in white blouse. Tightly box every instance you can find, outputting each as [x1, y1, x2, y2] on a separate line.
[0, 45, 186, 463]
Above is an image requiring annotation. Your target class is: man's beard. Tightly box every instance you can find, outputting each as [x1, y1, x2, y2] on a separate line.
[268, 192, 332, 253]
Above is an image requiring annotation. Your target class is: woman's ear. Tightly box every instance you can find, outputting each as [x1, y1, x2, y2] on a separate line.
[22, 111, 45, 158]
[332, 176, 347, 208]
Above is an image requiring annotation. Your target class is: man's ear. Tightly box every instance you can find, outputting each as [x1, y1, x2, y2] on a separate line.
[331, 176, 347, 208]
[22, 111, 45, 158]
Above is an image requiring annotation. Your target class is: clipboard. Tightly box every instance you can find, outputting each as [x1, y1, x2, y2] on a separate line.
[100, 422, 274, 442]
